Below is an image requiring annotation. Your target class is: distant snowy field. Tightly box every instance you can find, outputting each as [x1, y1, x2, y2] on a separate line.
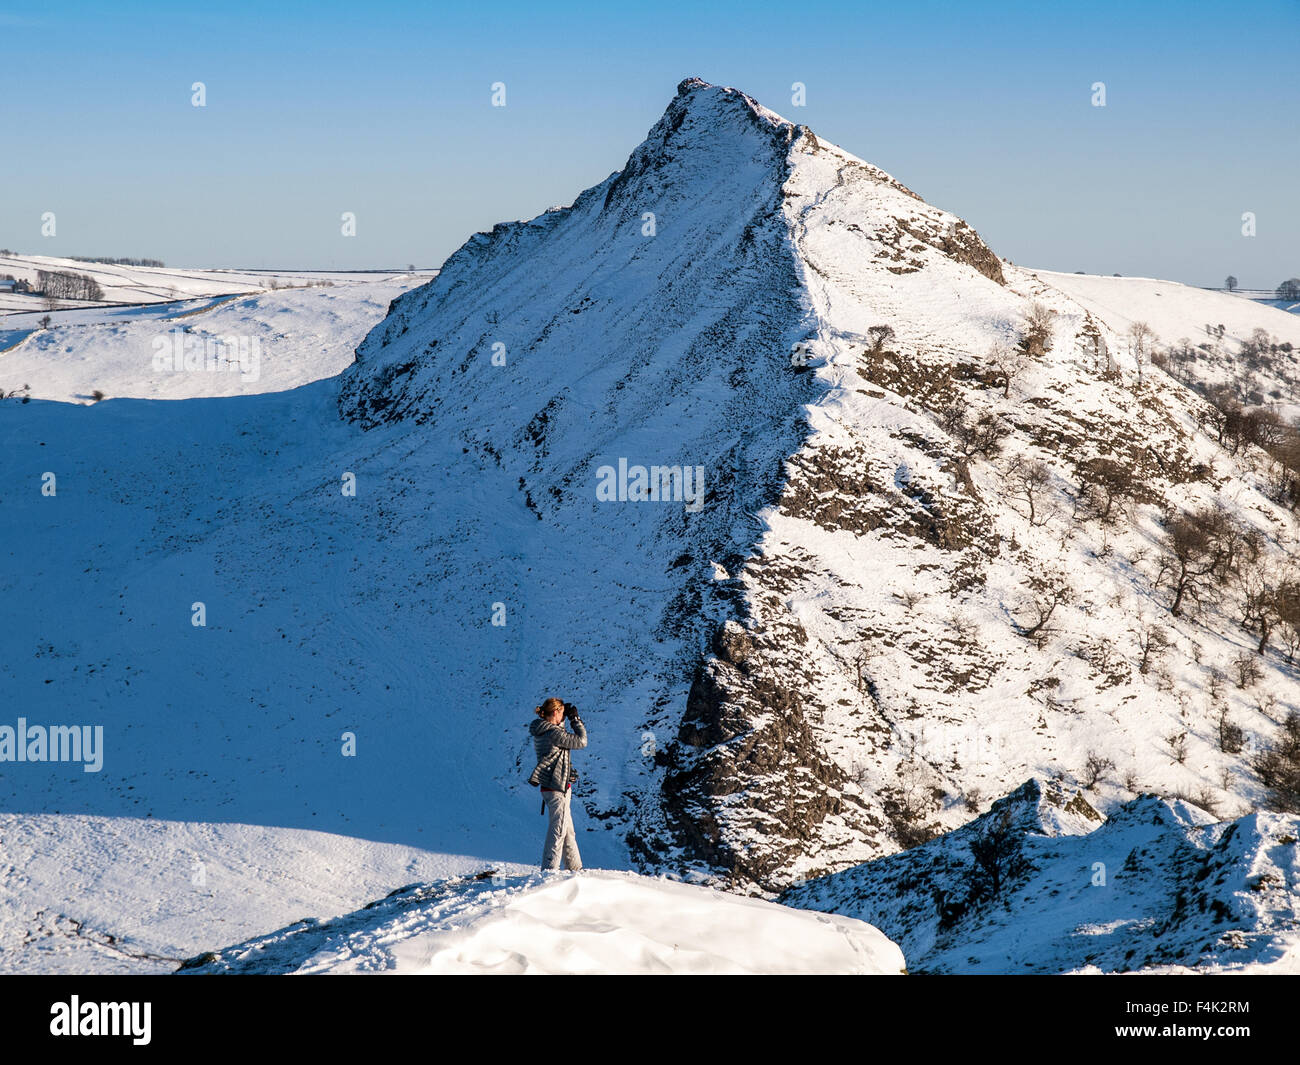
[0, 252, 421, 308]
[0, 254, 432, 402]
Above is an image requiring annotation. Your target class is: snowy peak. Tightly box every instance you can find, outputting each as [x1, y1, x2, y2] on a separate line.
[613, 76, 804, 191]
[339, 79, 1005, 425]
[976, 777, 1106, 838]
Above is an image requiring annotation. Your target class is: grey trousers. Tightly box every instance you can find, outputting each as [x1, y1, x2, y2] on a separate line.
[541, 788, 582, 871]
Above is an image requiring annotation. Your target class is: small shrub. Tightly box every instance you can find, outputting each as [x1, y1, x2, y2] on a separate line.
[1254, 713, 1300, 813]
[1217, 706, 1245, 754]
[1233, 652, 1263, 690]
[1081, 751, 1116, 789]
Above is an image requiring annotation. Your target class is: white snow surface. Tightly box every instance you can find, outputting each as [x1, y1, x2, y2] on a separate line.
[2, 78, 1298, 973]
[0, 812, 532, 974]
[180, 868, 905, 975]
[0, 269, 429, 401]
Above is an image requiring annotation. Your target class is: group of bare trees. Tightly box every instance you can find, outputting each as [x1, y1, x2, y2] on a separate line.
[1192, 387, 1300, 514]
[69, 256, 164, 268]
[1198, 385, 1292, 455]
[1255, 713, 1300, 812]
[1155, 507, 1259, 618]
[35, 269, 103, 302]
[1144, 323, 1300, 515]
[1153, 504, 1300, 659]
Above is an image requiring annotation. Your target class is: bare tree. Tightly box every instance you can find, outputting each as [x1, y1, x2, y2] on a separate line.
[1081, 751, 1115, 788]
[1128, 321, 1156, 386]
[1217, 705, 1244, 754]
[969, 807, 1027, 900]
[887, 755, 940, 848]
[1232, 651, 1263, 689]
[1134, 620, 1170, 675]
[946, 408, 1009, 460]
[866, 324, 896, 354]
[1076, 456, 1140, 524]
[1021, 301, 1056, 357]
[1017, 569, 1072, 641]
[1007, 456, 1052, 526]
[1242, 567, 1300, 656]
[989, 340, 1029, 399]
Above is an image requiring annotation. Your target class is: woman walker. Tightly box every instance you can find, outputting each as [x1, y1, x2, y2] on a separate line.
[527, 697, 587, 872]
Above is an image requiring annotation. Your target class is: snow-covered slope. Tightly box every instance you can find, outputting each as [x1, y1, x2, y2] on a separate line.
[1034, 269, 1300, 420]
[781, 779, 1300, 973]
[0, 813, 532, 974]
[337, 78, 1300, 889]
[178, 869, 905, 975]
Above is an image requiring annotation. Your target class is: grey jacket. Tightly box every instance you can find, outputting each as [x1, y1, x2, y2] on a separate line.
[528, 714, 587, 790]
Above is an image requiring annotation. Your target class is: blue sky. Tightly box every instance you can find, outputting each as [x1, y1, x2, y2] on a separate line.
[1, 0, 1296, 285]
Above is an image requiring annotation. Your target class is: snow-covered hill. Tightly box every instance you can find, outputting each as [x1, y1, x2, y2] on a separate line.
[781, 779, 1300, 973]
[2, 77, 1298, 973]
[1034, 270, 1300, 421]
[336, 77, 1300, 889]
[178, 869, 905, 975]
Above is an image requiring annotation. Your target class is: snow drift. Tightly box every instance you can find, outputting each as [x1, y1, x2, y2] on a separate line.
[178, 869, 906, 975]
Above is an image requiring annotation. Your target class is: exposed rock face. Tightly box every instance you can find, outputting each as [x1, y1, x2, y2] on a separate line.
[660, 619, 856, 889]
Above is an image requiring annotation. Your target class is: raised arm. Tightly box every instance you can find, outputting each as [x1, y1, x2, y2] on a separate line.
[550, 714, 587, 750]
